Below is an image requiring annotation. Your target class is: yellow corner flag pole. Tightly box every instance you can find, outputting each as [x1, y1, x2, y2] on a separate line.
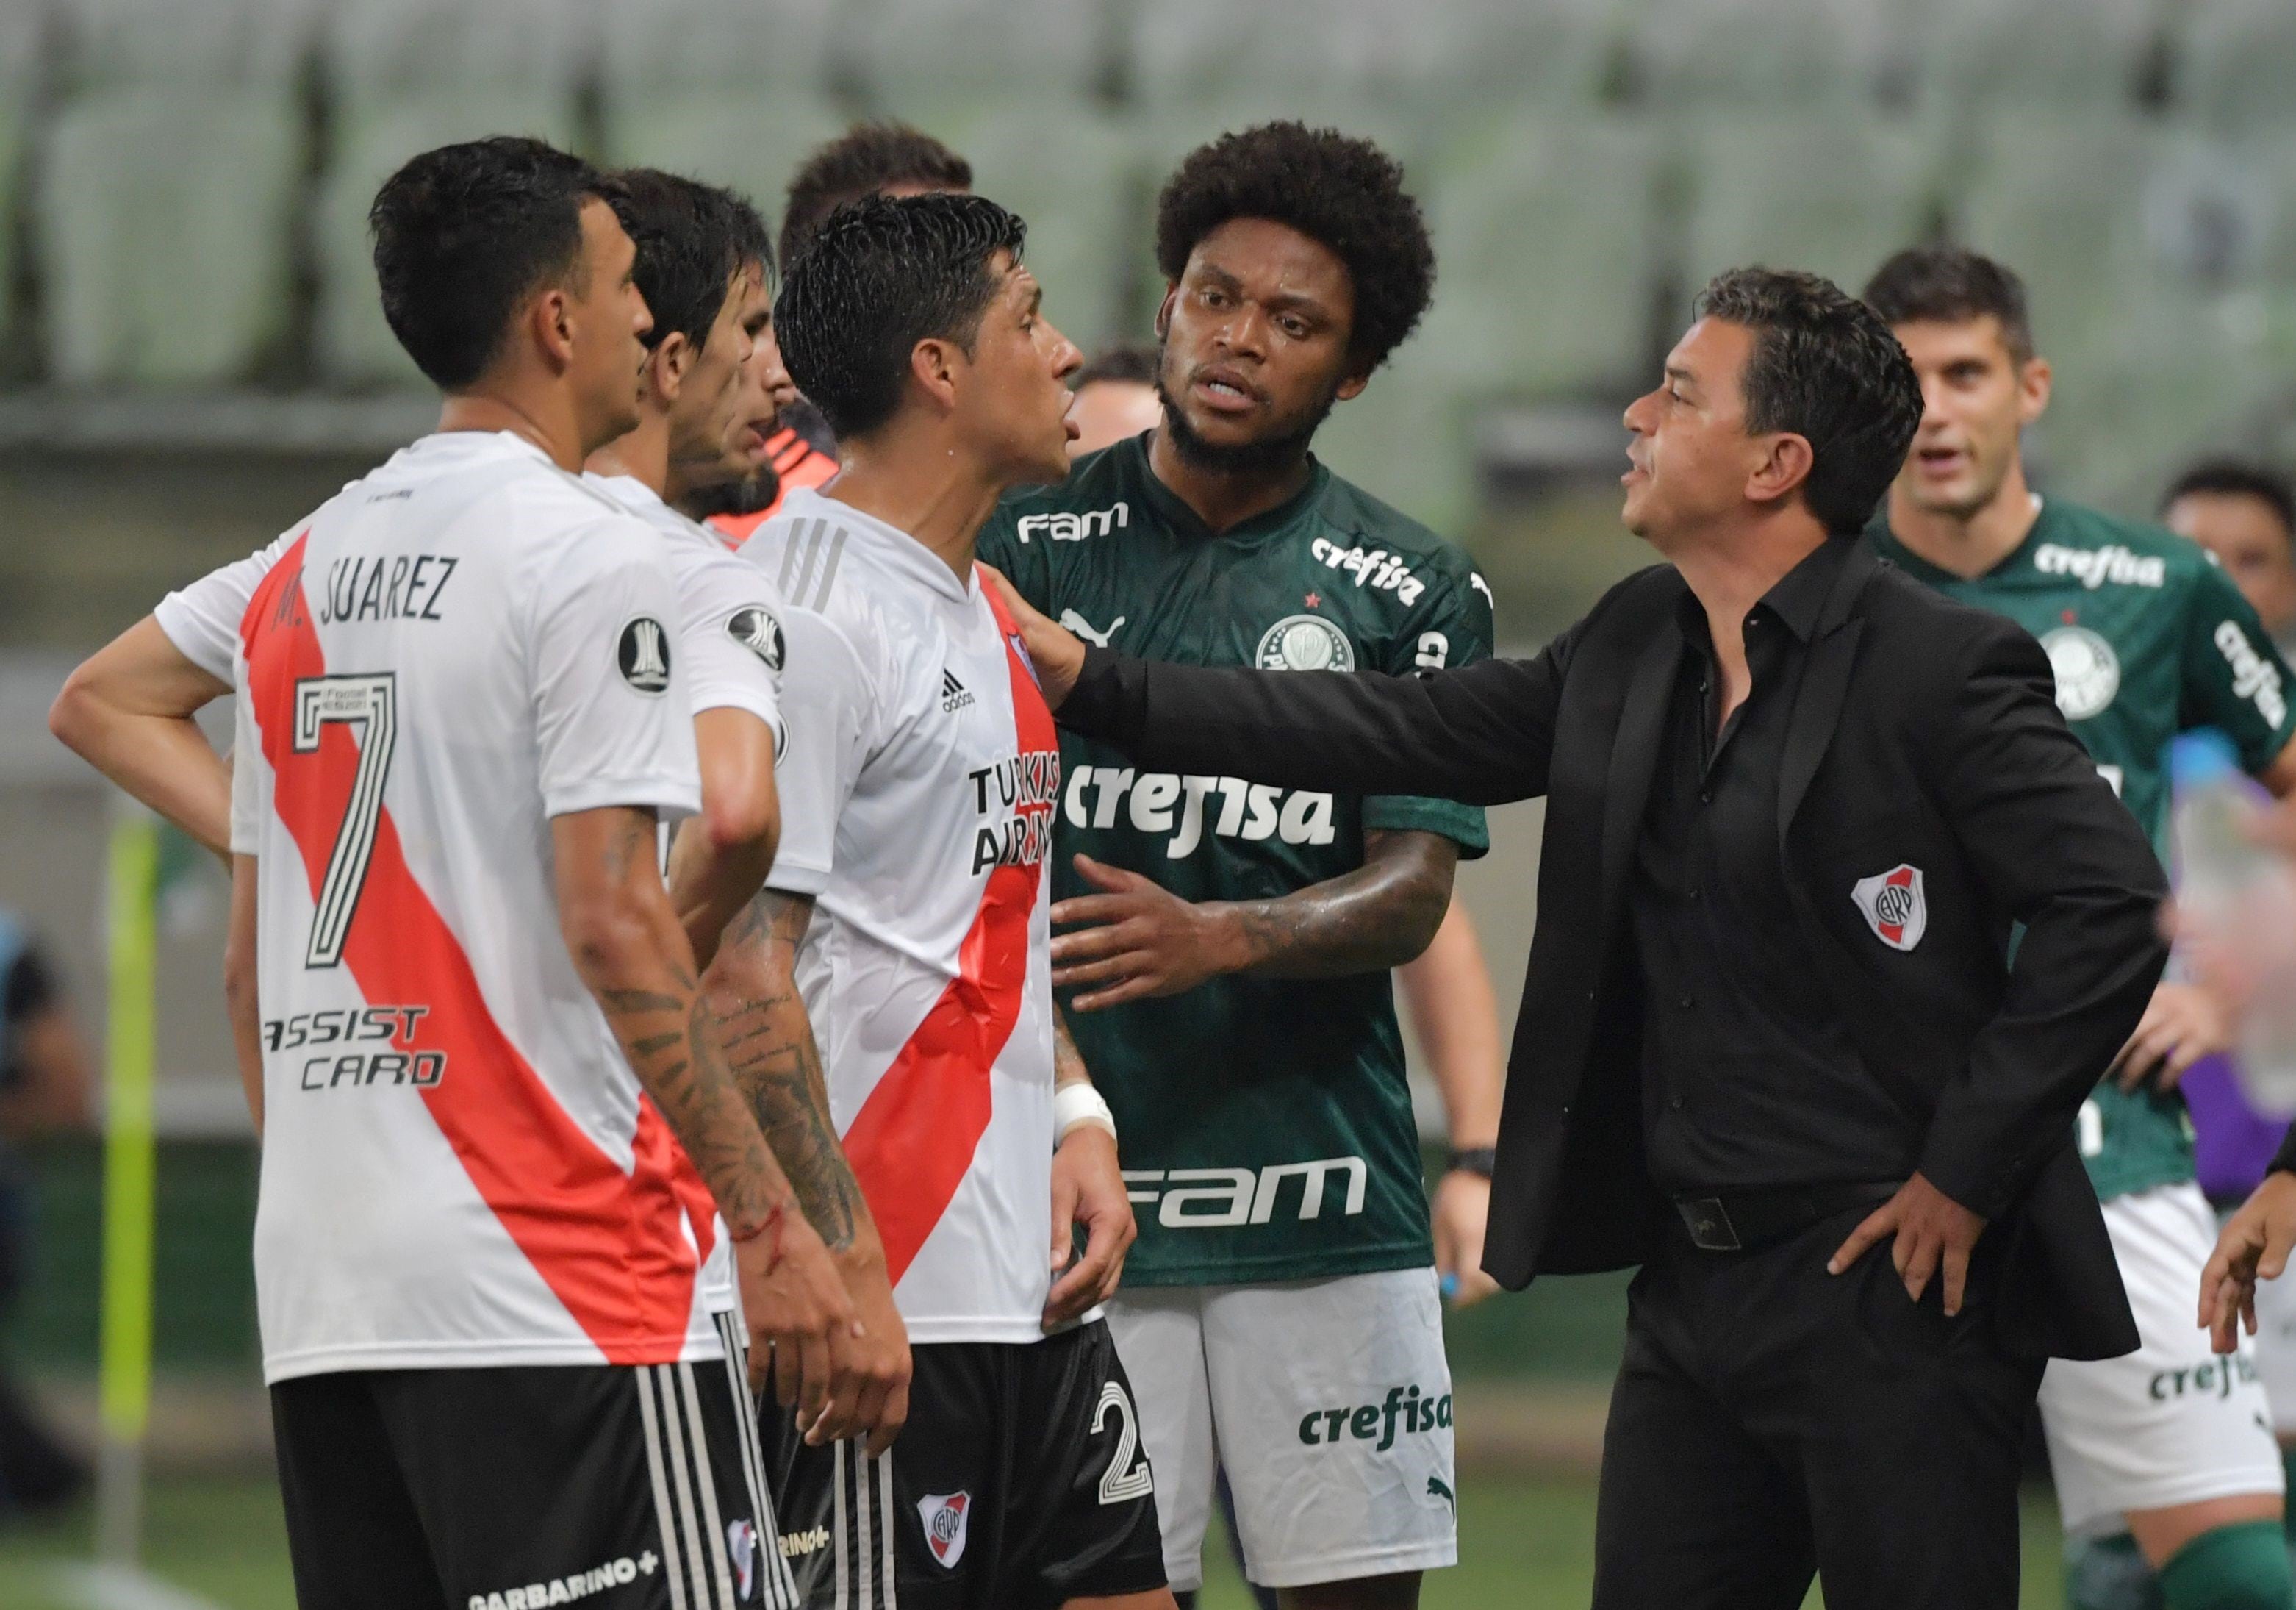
[96, 805, 160, 1567]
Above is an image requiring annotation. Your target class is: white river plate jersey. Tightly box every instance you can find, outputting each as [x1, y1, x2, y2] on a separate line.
[587, 469, 791, 1317]
[739, 487, 1061, 1344]
[228, 431, 718, 1383]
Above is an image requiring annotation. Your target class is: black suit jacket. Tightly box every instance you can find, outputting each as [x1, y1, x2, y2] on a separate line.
[1061, 543, 2168, 1360]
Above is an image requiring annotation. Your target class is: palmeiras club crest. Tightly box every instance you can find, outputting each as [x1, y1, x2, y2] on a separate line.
[1851, 864, 1927, 951]
[918, 1491, 971, 1569]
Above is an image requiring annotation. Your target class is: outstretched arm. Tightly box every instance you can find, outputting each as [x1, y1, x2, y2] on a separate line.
[982, 565, 1566, 807]
[1050, 830, 1457, 1011]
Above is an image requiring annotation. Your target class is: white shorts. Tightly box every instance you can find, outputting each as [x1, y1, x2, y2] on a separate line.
[2040, 1181, 2285, 1536]
[1105, 1267, 1458, 1592]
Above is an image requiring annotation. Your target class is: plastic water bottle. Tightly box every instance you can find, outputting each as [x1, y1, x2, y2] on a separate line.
[2171, 732, 2296, 1107]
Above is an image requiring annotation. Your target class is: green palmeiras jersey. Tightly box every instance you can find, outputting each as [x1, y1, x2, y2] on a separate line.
[979, 433, 1494, 1284]
[1869, 498, 2296, 1201]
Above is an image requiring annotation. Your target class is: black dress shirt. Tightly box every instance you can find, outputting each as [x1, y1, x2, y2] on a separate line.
[1634, 537, 1910, 1194]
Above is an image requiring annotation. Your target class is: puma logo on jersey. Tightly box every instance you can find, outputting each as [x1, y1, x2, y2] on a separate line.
[941, 669, 975, 712]
[2034, 543, 2166, 590]
[1310, 537, 1427, 605]
[1063, 765, 1335, 856]
[1427, 1475, 1457, 1509]
[2216, 621, 2289, 728]
[1060, 609, 1124, 647]
[1014, 503, 1128, 543]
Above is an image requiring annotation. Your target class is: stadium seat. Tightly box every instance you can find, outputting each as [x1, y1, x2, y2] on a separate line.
[600, 89, 851, 234]
[1948, 110, 2162, 369]
[2174, 0, 2296, 135]
[1411, 112, 1662, 402]
[55, 0, 316, 85]
[1916, 0, 2158, 110]
[904, 100, 1144, 352]
[1629, 0, 1899, 107]
[0, 7, 35, 359]
[317, 0, 589, 385]
[850, 0, 1107, 111]
[1679, 112, 1941, 293]
[1310, 351, 1477, 539]
[37, 87, 304, 384]
[316, 93, 584, 387]
[597, 0, 841, 93]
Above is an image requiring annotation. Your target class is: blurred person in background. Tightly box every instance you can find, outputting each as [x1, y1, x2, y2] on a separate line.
[1865, 246, 2296, 1610]
[701, 123, 973, 542]
[981, 124, 1495, 1610]
[1066, 343, 1163, 461]
[2166, 463, 2296, 657]
[0, 913, 91, 1521]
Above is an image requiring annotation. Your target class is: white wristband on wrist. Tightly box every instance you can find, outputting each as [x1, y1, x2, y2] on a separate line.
[1054, 1081, 1118, 1145]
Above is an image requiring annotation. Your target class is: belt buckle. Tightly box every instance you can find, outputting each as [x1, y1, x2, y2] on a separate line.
[1677, 1196, 1742, 1252]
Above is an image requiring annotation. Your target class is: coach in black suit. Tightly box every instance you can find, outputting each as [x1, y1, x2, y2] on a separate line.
[991, 269, 2167, 1609]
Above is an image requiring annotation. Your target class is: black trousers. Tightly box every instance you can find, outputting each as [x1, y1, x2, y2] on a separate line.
[1592, 1206, 2045, 1610]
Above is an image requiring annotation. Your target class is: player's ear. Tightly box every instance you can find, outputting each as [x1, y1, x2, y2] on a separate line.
[908, 335, 963, 414]
[1747, 431, 1816, 512]
[528, 284, 577, 376]
[2017, 354, 2052, 427]
[652, 331, 692, 404]
[1154, 285, 1177, 340]
[1334, 364, 1371, 404]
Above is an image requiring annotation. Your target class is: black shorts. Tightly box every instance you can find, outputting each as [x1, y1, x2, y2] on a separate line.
[760, 1320, 1165, 1609]
[273, 1312, 799, 1610]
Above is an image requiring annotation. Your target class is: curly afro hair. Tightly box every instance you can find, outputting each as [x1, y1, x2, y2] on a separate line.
[1154, 122, 1435, 373]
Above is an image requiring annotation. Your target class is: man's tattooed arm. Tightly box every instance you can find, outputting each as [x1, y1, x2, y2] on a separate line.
[554, 805, 799, 1243]
[699, 885, 874, 1253]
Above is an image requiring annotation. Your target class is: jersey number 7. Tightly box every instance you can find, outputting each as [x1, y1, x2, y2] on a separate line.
[293, 674, 398, 968]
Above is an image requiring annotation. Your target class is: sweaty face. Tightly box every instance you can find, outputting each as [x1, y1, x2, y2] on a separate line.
[1155, 218, 1363, 476]
[952, 253, 1083, 485]
[1890, 316, 2045, 521]
[667, 262, 764, 485]
[1066, 379, 1163, 459]
[567, 198, 653, 451]
[2167, 490, 2296, 639]
[1620, 318, 1765, 546]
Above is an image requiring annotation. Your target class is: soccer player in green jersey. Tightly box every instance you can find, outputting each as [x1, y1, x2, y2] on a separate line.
[1865, 246, 2296, 1610]
[978, 125, 1490, 1610]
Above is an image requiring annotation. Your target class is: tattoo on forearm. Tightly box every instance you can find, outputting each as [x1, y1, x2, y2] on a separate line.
[699, 889, 871, 1253]
[1230, 830, 1457, 979]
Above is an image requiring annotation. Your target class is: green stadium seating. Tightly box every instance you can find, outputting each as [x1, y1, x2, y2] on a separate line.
[1630, 0, 1898, 107]
[905, 99, 1145, 352]
[1916, 0, 2158, 111]
[1948, 110, 2162, 369]
[1311, 349, 1477, 539]
[1679, 111, 1940, 293]
[851, 0, 1108, 110]
[2174, 0, 2296, 136]
[315, 0, 589, 385]
[37, 87, 304, 384]
[598, 0, 840, 93]
[0, 4, 32, 362]
[57, 0, 315, 86]
[1412, 112, 1662, 401]
[600, 89, 852, 237]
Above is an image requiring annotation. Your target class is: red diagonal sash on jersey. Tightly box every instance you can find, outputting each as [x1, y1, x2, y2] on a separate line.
[240, 537, 700, 1362]
[840, 577, 1061, 1284]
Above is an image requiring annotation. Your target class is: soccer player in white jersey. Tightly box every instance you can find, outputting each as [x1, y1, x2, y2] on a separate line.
[161, 135, 855, 1609]
[582, 168, 912, 1451]
[728, 193, 1172, 1609]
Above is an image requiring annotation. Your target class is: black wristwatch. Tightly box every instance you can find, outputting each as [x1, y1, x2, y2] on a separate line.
[1445, 1146, 1496, 1180]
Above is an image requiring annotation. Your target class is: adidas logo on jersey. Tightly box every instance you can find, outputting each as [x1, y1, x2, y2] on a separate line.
[2034, 542, 2166, 590]
[941, 669, 975, 712]
[1014, 503, 1128, 543]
